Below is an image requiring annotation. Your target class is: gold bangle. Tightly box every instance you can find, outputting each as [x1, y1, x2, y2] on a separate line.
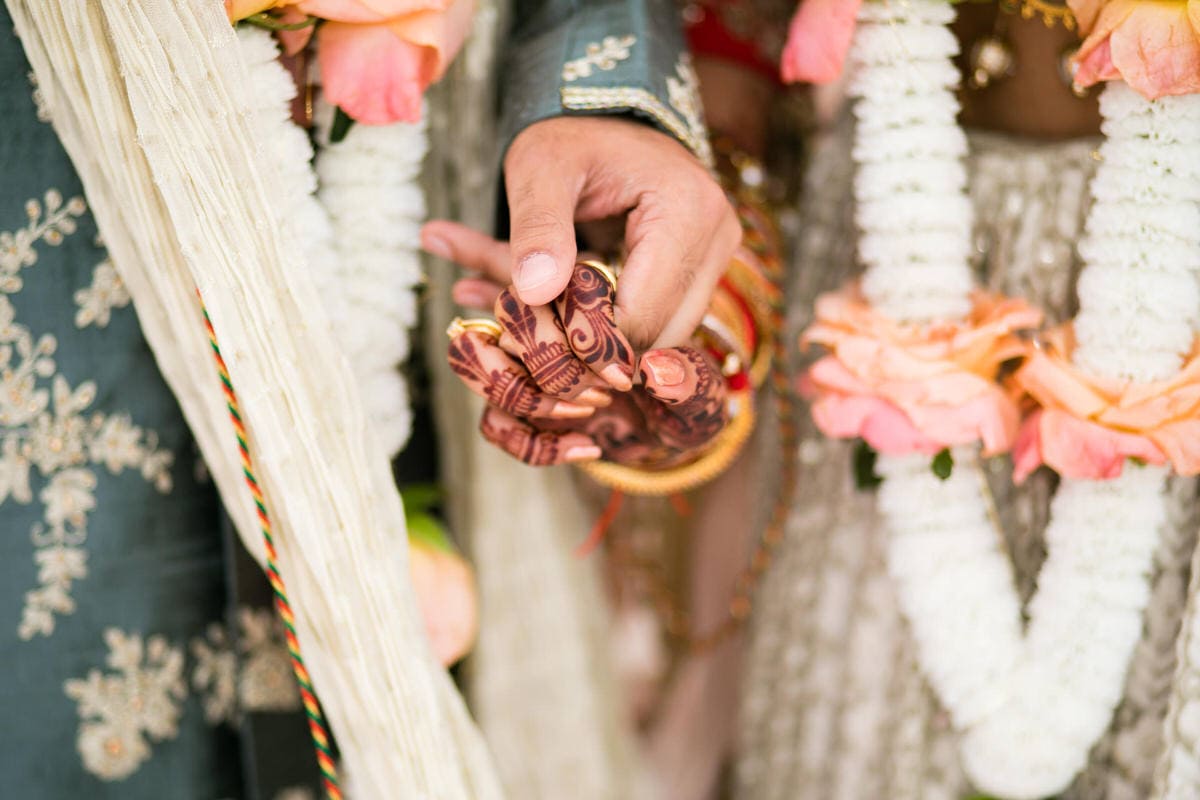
[447, 317, 503, 340]
[578, 390, 755, 496]
[577, 259, 619, 293]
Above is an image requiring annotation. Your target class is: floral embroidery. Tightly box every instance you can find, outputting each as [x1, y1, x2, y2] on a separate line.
[666, 55, 709, 161]
[63, 629, 187, 781]
[0, 190, 84, 293]
[238, 606, 301, 712]
[1, 191, 175, 640]
[74, 260, 130, 329]
[27, 70, 51, 123]
[190, 607, 300, 725]
[190, 623, 238, 725]
[561, 35, 637, 82]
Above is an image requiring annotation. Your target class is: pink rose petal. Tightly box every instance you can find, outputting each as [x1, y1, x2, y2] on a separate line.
[1012, 410, 1046, 485]
[317, 21, 428, 124]
[781, 0, 863, 84]
[409, 542, 478, 666]
[1037, 410, 1166, 481]
[296, 0, 449, 23]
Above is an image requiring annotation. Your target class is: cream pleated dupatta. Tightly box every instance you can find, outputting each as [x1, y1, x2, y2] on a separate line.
[5, 1, 503, 796]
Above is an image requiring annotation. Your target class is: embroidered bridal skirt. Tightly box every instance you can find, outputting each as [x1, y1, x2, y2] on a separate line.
[737, 121, 1200, 800]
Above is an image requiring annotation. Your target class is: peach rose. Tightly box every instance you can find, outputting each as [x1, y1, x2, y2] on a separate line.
[802, 286, 1040, 456]
[408, 537, 479, 666]
[231, 0, 474, 124]
[1012, 327, 1200, 482]
[781, 0, 863, 84]
[1069, 0, 1200, 98]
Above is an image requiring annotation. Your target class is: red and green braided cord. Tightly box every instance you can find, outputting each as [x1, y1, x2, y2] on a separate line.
[200, 301, 342, 800]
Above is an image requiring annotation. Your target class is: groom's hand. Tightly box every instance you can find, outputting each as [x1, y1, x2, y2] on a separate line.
[502, 116, 740, 350]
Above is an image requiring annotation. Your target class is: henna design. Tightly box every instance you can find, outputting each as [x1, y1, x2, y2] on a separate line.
[448, 331, 557, 418]
[480, 408, 557, 465]
[580, 395, 661, 463]
[478, 407, 597, 466]
[558, 264, 634, 373]
[496, 289, 589, 397]
[488, 369, 541, 417]
[638, 348, 726, 452]
[462, 337, 726, 468]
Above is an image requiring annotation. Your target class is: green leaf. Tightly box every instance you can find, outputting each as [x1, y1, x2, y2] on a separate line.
[853, 439, 883, 490]
[406, 511, 457, 555]
[242, 12, 319, 31]
[400, 483, 442, 513]
[330, 106, 355, 143]
[931, 447, 954, 480]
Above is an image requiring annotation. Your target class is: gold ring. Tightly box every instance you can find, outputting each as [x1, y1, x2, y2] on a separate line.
[447, 317, 503, 340]
[577, 259, 619, 293]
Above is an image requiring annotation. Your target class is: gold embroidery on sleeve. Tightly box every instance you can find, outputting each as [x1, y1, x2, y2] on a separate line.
[561, 35, 637, 82]
[560, 55, 713, 167]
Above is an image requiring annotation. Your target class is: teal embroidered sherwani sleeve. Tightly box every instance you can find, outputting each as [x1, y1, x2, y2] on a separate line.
[499, 0, 712, 166]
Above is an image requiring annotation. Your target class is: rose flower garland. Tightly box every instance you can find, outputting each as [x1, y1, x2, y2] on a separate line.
[785, 0, 1200, 797]
[227, 0, 473, 124]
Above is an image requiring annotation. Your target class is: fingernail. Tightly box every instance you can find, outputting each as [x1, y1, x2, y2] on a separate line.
[576, 388, 612, 407]
[422, 233, 452, 261]
[551, 402, 595, 419]
[600, 363, 634, 392]
[642, 353, 686, 387]
[515, 252, 558, 293]
[565, 445, 602, 463]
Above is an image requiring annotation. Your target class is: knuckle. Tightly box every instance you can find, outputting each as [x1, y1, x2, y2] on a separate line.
[478, 409, 503, 444]
[512, 205, 567, 239]
[505, 128, 547, 171]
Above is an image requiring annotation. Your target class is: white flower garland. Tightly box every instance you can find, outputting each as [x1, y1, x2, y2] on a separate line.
[237, 26, 418, 458]
[314, 98, 423, 456]
[847, 4, 1194, 798]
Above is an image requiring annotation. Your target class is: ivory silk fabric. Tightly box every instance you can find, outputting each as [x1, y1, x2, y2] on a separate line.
[737, 121, 1200, 800]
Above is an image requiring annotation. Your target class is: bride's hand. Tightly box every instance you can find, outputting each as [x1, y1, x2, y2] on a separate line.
[424, 220, 728, 467]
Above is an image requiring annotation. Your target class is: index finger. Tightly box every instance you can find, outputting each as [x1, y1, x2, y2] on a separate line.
[556, 262, 636, 391]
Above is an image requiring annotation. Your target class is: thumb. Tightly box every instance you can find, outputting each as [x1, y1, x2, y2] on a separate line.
[505, 165, 580, 306]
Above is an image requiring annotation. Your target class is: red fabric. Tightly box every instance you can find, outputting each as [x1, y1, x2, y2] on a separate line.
[684, 3, 784, 85]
